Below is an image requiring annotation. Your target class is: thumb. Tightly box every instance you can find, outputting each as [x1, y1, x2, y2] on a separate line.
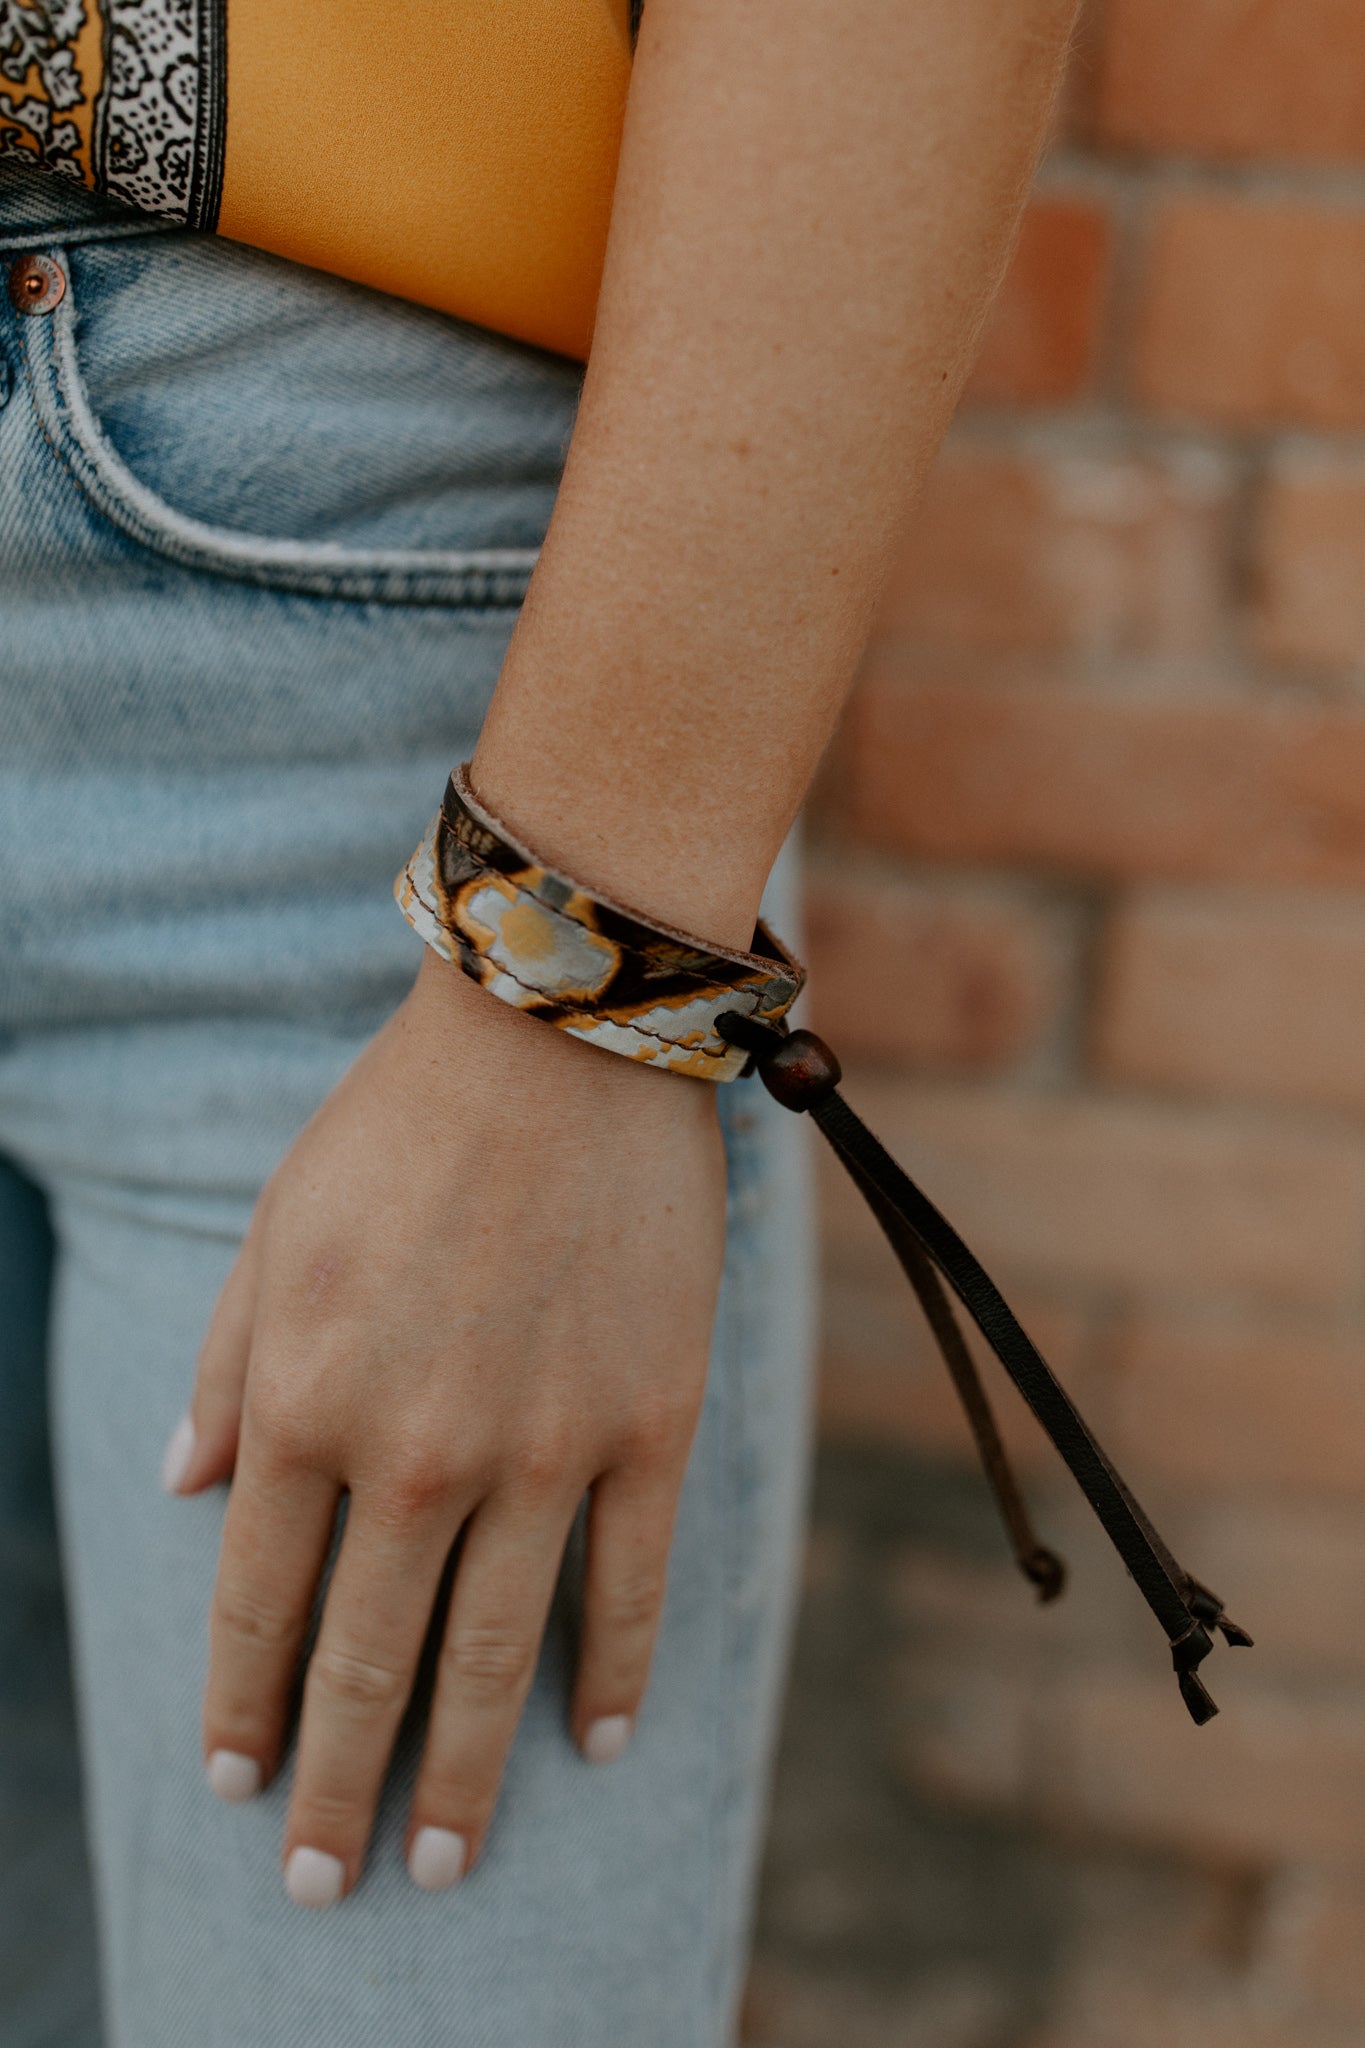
[162, 1218, 262, 1495]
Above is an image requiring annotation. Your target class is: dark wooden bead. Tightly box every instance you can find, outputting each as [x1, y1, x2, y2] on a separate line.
[756, 1028, 842, 1110]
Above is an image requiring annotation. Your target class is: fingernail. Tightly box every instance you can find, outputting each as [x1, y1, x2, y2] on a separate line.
[408, 1826, 467, 1891]
[160, 1413, 195, 1493]
[582, 1714, 633, 1764]
[206, 1750, 262, 1803]
[284, 1846, 345, 1908]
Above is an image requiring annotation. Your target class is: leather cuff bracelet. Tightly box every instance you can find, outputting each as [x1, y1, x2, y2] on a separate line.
[395, 767, 1253, 1724]
[394, 764, 804, 1079]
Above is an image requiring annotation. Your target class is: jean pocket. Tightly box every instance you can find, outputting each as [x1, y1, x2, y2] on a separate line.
[16, 235, 582, 606]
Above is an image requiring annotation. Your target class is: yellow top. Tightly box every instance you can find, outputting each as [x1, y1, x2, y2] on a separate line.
[0, 1, 634, 360]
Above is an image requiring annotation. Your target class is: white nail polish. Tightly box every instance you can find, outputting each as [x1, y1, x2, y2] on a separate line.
[160, 1413, 195, 1493]
[285, 1846, 345, 1908]
[408, 1826, 467, 1891]
[206, 1750, 262, 1803]
[583, 1714, 633, 1764]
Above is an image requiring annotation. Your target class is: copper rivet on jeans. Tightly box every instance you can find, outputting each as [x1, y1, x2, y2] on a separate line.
[8, 253, 66, 316]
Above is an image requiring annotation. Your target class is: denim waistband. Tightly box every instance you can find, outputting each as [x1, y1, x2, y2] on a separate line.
[0, 157, 174, 249]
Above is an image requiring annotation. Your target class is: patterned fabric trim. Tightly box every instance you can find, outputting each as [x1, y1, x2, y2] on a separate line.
[394, 766, 805, 1082]
[0, 0, 225, 227]
[0, 2, 85, 181]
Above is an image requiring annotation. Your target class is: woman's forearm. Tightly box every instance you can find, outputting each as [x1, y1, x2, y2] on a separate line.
[472, 0, 1079, 949]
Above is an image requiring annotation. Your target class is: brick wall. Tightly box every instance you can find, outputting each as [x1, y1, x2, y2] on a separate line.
[747, 5, 1365, 2042]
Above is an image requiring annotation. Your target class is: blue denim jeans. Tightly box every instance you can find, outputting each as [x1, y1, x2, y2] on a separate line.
[0, 159, 816, 2048]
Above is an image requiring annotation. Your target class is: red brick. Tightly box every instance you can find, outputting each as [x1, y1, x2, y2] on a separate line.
[1095, 0, 1365, 164]
[890, 1551, 1029, 1636]
[884, 1479, 1162, 1674]
[899, 1658, 1040, 1813]
[1045, 1837, 1275, 1981]
[804, 860, 1071, 1072]
[900, 1632, 1365, 1890]
[964, 196, 1112, 406]
[889, 1551, 1082, 1653]
[822, 1076, 1365, 1304]
[1059, 1675, 1365, 1862]
[1136, 197, 1365, 428]
[742, 1961, 1007, 2048]
[818, 1262, 1091, 1471]
[1261, 1870, 1365, 2021]
[1187, 1502, 1365, 1679]
[875, 445, 1227, 654]
[850, 670, 1365, 888]
[1107, 1310, 1365, 1496]
[1029, 1965, 1359, 2048]
[908, 1662, 1365, 1864]
[1256, 460, 1365, 670]
[1095, 886, 1365, 1111]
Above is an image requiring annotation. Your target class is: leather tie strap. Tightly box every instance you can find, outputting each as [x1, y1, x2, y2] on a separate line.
[714, 1011, 1253, 1726]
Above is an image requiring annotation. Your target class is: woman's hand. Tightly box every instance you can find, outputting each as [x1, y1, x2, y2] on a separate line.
[162, 945, 728, 1905]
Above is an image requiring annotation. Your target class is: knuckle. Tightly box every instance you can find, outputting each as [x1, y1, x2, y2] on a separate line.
[617, 1416, 673, 1468]
[294, 1788, 358, 1828]
[378, 1452, 459, 1522]
[371, 1418, 495, 1520]
[290, 1786, 367, 1840]
[445, 1625, 535, 1700]
[213, 1582, 299, 1653]
[308, 1644, 411, 1714]
[513, 1419, 576, 1498]
[617, 1396, 692, 1469]
[599, 1570, 666, 1638]
[245, 1378, 319, 1470]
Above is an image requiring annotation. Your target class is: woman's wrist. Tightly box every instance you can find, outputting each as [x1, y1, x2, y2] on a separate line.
[467, 730, 773, 956]
[405, 942, 722, 1110]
